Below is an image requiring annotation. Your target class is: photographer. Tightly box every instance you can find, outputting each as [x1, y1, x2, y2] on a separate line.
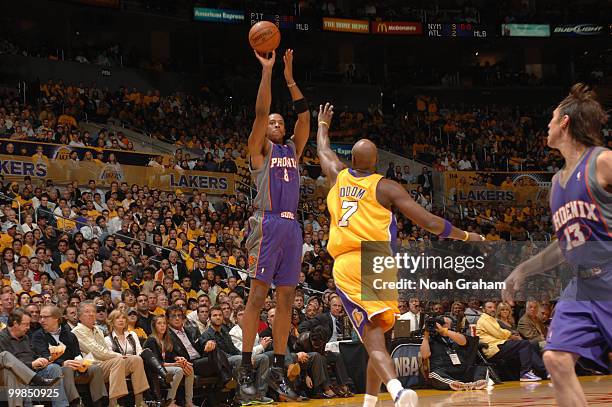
[420, 315, 487, 391]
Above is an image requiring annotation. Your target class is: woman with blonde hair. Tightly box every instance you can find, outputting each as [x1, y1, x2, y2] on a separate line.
[496, 302, 517, 332]
[144, 315, 195, 407]
[105, 310, 171, 404]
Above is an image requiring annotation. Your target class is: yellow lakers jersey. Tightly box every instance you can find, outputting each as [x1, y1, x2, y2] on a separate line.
[327, 168, 396, 259]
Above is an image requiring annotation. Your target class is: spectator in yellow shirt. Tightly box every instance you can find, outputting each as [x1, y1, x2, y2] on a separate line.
[205, 246, 221, 270]
[485, 228, 502, 241]
[59, 249, 78, 273]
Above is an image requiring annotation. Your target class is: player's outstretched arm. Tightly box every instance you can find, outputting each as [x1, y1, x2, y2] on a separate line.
[248, 51, 275, 169]
[283, 49, 310, 159]
[377, 178, 482, 241]
[316, 103, 344, 185]
[502, 240, 564, 305]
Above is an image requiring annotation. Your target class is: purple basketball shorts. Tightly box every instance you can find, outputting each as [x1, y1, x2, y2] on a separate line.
[246, 212, 302, 287]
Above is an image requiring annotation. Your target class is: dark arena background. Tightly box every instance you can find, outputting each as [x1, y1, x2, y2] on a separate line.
[0, 0, 611, 406]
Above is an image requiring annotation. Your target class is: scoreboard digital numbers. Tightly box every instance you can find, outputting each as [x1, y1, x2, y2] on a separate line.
[427, 23, 487, 38]
[249, 12, 309, 31]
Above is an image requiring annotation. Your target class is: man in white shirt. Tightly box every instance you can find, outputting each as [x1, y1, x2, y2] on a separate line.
[107, 213, 125, 235]
[53, 199, 75, 218]
[72, 301, 149, 407]
[302, 234, 314, 257]
[398, 297, 424, 332]
[80, 217, 102, 241]
[230, 306, 272, 357]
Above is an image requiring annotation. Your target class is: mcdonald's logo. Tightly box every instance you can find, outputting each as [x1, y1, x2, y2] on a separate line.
[371, 21, 422, 35]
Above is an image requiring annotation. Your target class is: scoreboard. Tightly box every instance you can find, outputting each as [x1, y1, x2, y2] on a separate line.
[427, 23, 487, 38]
[249, 12, 310, 31]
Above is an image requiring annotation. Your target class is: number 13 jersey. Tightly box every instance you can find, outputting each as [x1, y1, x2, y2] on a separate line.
[327, 168, 397, 259]
[550, 146, 612, 269]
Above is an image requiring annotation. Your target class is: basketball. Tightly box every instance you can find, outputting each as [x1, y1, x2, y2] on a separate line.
[249, 21, 281, 54]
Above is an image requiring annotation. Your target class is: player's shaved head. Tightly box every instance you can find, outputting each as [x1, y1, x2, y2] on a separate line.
[351, 139, 378, 172]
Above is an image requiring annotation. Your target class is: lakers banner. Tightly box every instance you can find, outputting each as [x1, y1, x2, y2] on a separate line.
[444, 171, 553, 204]
[371, 21, 422, 35]
[0, 155, 234, 195]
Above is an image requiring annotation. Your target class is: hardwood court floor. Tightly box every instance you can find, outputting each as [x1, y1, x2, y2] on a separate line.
[281, 375, 612, 406]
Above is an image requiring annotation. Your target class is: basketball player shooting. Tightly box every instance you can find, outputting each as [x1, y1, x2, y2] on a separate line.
[316, 103, 484, 407]
[239, 49, 310, 403]
[503, 84, 612, 407]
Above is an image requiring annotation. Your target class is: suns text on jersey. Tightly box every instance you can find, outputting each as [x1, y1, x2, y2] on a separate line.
[270, 157, 297, 169]
[552, 200, 599, 232]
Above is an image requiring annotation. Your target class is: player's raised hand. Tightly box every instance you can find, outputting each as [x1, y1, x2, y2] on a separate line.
[254, 50, 276, 70]
[318, 103, 334, 127]
[283, 49, 294, 82]
[501, 266, 526, 306]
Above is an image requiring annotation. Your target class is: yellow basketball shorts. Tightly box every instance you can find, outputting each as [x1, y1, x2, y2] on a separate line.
[333, 251, 399, 339]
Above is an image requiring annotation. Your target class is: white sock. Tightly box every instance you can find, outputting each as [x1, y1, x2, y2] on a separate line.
[386, 379, 404, 400]
[363, 394, 378, 407]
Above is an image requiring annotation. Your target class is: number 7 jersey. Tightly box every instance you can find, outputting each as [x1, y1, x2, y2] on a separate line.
[326, 168, 397, 259]
[550, 146, 612, 269]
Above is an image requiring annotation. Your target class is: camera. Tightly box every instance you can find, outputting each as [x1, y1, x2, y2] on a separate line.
[424, 314, 447, 336]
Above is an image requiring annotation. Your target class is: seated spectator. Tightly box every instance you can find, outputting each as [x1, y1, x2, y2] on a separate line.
[187, 303, 209, 335]
[229, 305, 272, 358]
[517, 301, 547, 351]
[104, 309, 170, 400]
[420, 316, 487, 390]
[298, 296, 348, 342]
[165, 305, 234, 392]
[538, 303, 552, 332]
[135, 293, 154, 335]
[31, 304, 107, 407]
[72, 300, 149, 407]
[476, 302, 546, 382]
[0, 349, 62, 407]
[496, 302, 517, 332]
[464, 298, 482, 325]
[126, 307, 148, 340]
[0, 308, 68, 406]
[397, 296, 425, 332]
[295, 324, 353, 398]
[449, 301, 470, 335]
[0, 291, 15, 324]
[144, 315, 195, 407]
[200, 305, 271, 404]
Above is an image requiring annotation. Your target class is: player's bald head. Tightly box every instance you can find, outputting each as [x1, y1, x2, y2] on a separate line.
[351, 139, 378, 172]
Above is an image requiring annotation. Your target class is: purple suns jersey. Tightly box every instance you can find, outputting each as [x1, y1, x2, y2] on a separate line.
[550, 146, 612, 269]
[251, 139, 300, 216]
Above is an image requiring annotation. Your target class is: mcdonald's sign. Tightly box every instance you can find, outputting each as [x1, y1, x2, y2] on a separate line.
[371, 21, 422, 35]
